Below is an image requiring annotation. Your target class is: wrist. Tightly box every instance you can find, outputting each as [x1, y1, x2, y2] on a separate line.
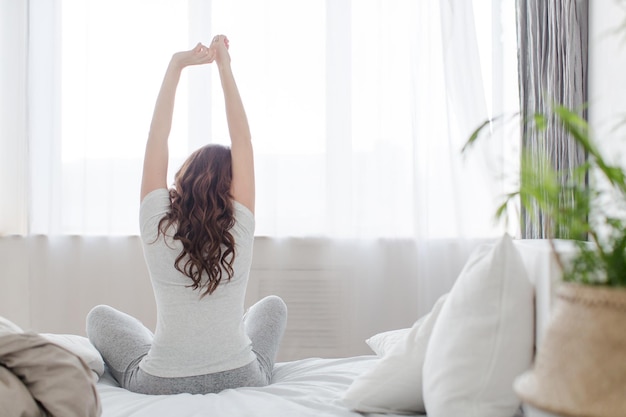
[168, 59, 185, 74]
[169, 53, 189, 71]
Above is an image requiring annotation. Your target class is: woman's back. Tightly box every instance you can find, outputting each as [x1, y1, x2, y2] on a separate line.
[139, 189, 256, 378]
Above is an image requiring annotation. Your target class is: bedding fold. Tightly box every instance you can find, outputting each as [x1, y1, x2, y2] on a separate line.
[0, 325, 101, 417]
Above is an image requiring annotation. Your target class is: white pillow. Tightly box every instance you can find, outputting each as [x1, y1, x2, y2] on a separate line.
[343, 293, 448, 414]
[423, 234, 534, 417]
[0, 316, 24, 336]
[366, 327, 412, 357]
[41, 333, 105, 377]
[0, 318, 104, 379]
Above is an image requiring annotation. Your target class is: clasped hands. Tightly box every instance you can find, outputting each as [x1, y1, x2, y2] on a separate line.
[171, 35, 230, 69]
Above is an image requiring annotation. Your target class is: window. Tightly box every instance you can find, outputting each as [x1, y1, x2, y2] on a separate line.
[14, 0, 519, 238]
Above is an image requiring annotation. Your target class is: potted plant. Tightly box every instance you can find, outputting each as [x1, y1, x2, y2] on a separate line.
[463, 106, 626, 417]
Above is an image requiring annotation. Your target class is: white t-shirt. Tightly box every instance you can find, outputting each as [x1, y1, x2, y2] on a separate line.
[138, 188, 256, 378]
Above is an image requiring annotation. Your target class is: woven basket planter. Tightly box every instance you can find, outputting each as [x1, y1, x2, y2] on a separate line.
[514, 282, 626, 417]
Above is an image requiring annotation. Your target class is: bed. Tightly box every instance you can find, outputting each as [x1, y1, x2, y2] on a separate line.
[98, 356, 400, 417]
[1, 237, 571, 417]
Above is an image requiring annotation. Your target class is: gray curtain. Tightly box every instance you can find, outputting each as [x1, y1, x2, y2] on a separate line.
[516, 0, 589, 238]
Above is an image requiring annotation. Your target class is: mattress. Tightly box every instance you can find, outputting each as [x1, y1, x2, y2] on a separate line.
[97, 355, 417, 417]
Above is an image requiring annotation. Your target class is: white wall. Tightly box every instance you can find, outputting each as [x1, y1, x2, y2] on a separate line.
[0, 236, 483, 361]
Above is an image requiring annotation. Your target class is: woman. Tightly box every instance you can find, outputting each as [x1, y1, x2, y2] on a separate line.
[86, 35, 287, 395]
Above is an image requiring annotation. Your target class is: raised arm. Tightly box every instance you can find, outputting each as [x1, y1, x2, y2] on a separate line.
[212, 35, 255, 214]
[141, 43, 214, 201]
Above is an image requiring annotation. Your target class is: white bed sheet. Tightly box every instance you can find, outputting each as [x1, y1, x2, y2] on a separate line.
[97, 355, 422, 417]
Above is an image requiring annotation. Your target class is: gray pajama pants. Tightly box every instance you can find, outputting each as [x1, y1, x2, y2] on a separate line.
[86, 295, 287, 395]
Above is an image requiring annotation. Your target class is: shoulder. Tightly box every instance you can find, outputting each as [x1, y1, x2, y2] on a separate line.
[140, 188, 171, 240]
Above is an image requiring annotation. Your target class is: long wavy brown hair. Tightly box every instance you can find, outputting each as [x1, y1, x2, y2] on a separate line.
[157, 144, 236, 297]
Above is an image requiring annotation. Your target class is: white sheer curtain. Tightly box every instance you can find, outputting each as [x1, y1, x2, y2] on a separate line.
[2, 0, 518, 240]
[1, 0, 522, 342]
[0, 0, 28, 235]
